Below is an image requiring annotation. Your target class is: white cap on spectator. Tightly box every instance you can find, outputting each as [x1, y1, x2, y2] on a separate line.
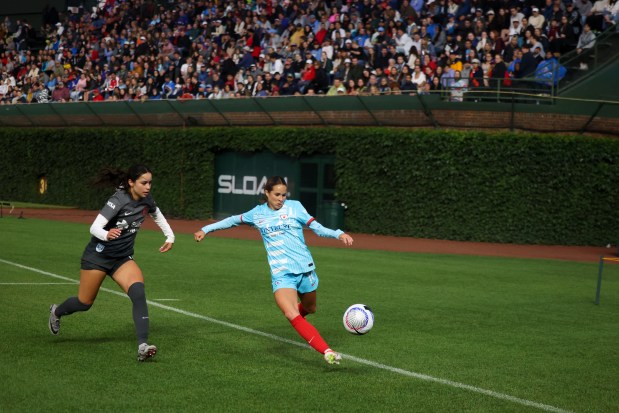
[306, 59, 312, 64]
[345, 39, 352, 44]
[344, 58, 351, 63]
[337, 86, 346, 93]
[487, 10, 495, 15]
[532, 7, 539, 12]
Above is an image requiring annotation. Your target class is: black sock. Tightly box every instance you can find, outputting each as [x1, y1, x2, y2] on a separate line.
[55, 297, 92, 317]
[127, 282, 149, 345]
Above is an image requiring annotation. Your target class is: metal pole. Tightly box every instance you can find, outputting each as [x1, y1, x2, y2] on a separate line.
[595, 256, 604, 305]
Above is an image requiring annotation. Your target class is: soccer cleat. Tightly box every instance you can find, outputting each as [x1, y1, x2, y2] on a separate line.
[324, 349, 341, 365]
[137, 343, 157, 362]
[48, 304, 60, 335]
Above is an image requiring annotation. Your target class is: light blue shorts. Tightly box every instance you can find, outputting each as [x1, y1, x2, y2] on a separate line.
[271, 270, 319, 293]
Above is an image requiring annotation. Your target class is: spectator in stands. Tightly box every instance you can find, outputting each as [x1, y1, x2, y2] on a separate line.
[51, 80, 70, 102]
[576, 23, 596, 54]
[469, 59, 484, 88]
[529, 8, 546, 29]
[297, 59, 316, 94]
[517, 44, 539, 78]
[490, 54, 509, 88]
[574, 22, 597, 71]
[450, 70, 468, 102]
[586, 0, 611, 31]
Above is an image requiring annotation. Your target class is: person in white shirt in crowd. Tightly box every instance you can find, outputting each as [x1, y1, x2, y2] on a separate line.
[529, 7, 546, 29]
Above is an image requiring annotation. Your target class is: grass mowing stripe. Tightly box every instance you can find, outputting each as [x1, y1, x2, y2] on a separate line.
[0, 257, 574, 413]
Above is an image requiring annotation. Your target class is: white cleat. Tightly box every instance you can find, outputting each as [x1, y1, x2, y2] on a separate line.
[137, 343, 157, 362]
[49, 304, 60, 335]
[324, 349, 342, 365]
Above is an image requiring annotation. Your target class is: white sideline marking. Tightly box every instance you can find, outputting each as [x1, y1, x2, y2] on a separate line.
[0, 258, 573, 413]
[0, 282, 76, 285]
[151, 299, 181, 301]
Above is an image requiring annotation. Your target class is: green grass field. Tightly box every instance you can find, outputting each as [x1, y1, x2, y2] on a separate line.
[1, 217, 618, 413]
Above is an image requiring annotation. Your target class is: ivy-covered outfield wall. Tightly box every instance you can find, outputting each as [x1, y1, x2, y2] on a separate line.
[1, 127, 618, 246]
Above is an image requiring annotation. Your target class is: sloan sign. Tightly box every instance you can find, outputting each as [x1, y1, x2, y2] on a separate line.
[217, 175, 288, 195]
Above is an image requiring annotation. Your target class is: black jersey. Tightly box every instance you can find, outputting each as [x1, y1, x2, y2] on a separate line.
[85, 189, 157, 258]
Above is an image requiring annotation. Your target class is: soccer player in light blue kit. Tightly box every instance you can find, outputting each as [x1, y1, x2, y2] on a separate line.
[194, 176, 353, 364]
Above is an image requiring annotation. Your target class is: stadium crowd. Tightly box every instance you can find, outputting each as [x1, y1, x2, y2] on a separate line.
[0, 0, 617, 104]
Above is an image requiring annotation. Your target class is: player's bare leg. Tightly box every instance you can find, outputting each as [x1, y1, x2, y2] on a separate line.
[297, 291, 317, 317]
[49, 269, 104, 335]
[276, 288, 338, 363]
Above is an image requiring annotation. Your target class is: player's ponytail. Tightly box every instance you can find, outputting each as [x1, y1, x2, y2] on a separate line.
[93, 164, 152, 191]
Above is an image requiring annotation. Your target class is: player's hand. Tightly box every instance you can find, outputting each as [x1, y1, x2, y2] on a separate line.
[159, 242, 173, 253]
[339, 233, 353, 246]
[107, 228, 122, 240]
[194, 230, 206, 242]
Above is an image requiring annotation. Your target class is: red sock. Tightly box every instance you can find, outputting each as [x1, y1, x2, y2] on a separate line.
[298, 303, 309, 317]
[290, 315, 329, 354]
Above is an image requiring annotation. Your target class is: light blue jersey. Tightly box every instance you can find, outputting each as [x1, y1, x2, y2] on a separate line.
[201, 200, 343, 277]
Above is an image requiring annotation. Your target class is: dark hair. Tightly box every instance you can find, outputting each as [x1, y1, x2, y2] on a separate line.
[93, 164, 152, 190]
[263, 176, 287, 192]
[258, 176, 287, 203]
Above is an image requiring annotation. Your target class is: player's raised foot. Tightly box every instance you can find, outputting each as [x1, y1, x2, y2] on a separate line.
[324, 349, 341, 365]
[137, 343, 157, 362]
[48, 304, 60, 335]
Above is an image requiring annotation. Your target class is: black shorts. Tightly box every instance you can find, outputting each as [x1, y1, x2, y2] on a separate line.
[81, 244, 134, 276]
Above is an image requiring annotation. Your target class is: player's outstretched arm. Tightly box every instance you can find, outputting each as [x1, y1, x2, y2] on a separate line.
[339, 233, 354, 246]
[194, 215, 244, 243]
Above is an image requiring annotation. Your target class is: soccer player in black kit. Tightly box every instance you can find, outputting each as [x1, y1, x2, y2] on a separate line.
[48, 165, 175, 361]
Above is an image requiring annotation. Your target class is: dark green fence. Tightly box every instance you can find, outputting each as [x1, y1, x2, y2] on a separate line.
[1, 93, 618, 136]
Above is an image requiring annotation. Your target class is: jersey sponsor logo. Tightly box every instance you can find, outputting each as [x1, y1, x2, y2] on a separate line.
[96, 243, 105, 253]
[280, 214, 288, 220]
[107, 201, 116, 209]
[260, 224, 290, 236]
[217, 175, 288, 195]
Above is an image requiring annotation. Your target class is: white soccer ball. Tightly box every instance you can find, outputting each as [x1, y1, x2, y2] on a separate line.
[343, 304, 374, 335]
